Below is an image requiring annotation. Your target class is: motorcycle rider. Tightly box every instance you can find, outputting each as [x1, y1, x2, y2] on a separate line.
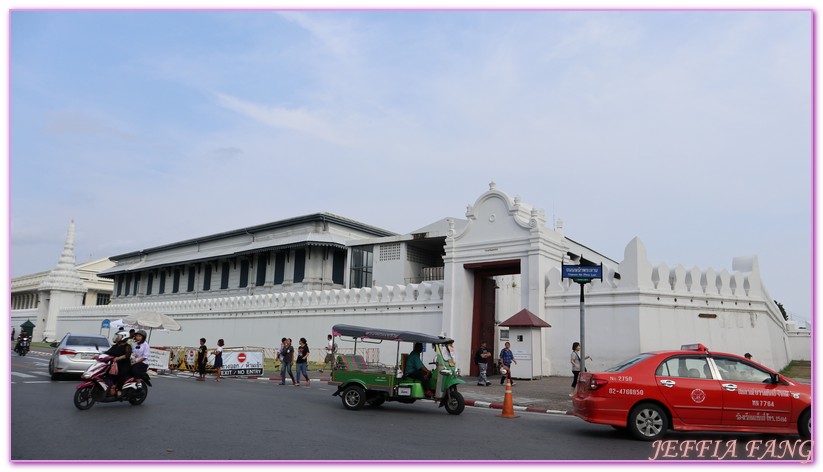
[15, 331, 31, 354]
[131, 330, 150, 388]
[104, 331, 132, 398]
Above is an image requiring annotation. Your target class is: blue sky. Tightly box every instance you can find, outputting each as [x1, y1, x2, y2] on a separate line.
[8, 9, 813, 321]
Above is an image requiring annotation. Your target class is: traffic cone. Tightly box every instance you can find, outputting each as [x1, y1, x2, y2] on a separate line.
[497, 376, 518, 418]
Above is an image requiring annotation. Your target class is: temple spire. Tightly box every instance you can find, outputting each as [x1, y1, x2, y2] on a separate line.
[38, 221, 86, 292]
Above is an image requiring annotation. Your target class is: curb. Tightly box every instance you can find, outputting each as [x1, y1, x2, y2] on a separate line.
[463, 399, 568, 416]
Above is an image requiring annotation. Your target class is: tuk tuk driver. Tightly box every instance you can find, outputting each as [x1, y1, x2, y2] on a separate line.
[405, 343, 434, 395]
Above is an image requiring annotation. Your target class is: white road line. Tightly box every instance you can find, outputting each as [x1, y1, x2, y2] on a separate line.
[11, 372, 37, 378]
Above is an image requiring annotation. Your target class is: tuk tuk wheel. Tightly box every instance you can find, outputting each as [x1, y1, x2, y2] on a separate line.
[367, 393, 386, 407]
[444, 390, 465, 415]
[341, 385, 366, 410]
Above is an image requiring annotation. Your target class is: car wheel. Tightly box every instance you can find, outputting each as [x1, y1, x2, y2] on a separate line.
[799, 409, 811, 440]
[628, 403, 668, 441]
[341, 385, 366, 410]
[73, 386, 96, 410]
[444, 390, 465, 415]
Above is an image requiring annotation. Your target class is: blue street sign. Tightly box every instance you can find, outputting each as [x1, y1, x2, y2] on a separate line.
[562, 264, 602, 281]
[101, 319, 110, 328]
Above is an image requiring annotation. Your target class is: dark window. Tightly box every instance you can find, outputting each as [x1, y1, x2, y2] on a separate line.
[124, 275, 132, 296]
[274, 253, 286, 284]
[239, 260, 250, 288]
[116, 276, 123, 296]
[159, 272, 166, 294]
[133, 273, 140, 296]
[203, 264, 212, 291]
[350, 246, 373, 288]
[147, 274, 154, 295]
[172, 269, 181, 293]
[256, 254, 267, 286]
[187, 268, 196, 292]
[332, 250, 346, 284]
[221, 262, 230, 289]
[96, 293, 110, 305]
[294, 249, 306, 283]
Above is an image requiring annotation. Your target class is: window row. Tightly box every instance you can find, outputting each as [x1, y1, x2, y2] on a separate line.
[114, 248, 349, 297]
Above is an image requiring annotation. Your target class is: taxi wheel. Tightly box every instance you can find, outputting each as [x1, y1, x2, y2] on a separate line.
[799, 409, 811, 439]
[628, 403, 668, 441]
[341, 385, 366, 410]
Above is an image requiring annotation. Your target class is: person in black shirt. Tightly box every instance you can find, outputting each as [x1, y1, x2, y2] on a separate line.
[474, 341, 492, 386]
[279, 338, 297, 385]
[196, 338, 208, 381]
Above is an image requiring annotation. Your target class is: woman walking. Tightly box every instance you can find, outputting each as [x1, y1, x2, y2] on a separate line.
[570, 341, 591, 395]
[295, 338, 310, 386]
[214, 339, 224, 382]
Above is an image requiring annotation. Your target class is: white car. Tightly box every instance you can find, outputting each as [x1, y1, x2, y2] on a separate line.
[49, 333, 111, 380]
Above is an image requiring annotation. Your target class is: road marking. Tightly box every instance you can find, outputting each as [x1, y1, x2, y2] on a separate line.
[11, 372, 37, 379]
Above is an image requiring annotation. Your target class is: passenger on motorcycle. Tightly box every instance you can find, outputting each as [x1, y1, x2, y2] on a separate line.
[131, 330, 150, 388]
[104, 331, 133, 398]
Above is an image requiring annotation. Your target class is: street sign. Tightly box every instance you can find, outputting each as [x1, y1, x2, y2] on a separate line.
[101, 319, 110, 328]
[562, 264, 602, 281]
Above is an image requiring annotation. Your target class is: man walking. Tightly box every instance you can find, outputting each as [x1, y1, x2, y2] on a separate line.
[474, 341, 492, 386]
[499, 341, 516, 385]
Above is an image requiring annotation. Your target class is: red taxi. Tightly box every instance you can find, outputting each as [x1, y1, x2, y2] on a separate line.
[571, 344, 811, 441]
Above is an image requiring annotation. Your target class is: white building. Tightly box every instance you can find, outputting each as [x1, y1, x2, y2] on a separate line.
[46, 184, 810, 376]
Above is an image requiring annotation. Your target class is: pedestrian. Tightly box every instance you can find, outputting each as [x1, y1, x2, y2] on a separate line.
[474, 341, 492, 386]
[498, 341, 517, 385]
[196, 338, 208, 381]
[276, 337, 286, 369]
[214, 339, 224, 382]
[11, 328, 15, 341]
[295, 337, 310, 386]
[570, 341, 591, 395]
[320, 334, 335, 373]
[279, 338, 296, 385]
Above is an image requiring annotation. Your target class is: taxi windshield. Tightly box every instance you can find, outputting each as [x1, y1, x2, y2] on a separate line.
[604, 353, 655, 372]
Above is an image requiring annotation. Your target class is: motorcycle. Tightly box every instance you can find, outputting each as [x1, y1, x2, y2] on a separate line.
[15, 336, 31, 356]
[73, 354, 151, 410]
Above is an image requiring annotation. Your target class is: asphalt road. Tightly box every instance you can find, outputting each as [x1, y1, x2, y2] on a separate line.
[10, 352, 812, 462]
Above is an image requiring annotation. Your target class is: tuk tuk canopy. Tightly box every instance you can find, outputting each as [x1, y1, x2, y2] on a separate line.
[332, 324, 452, 345]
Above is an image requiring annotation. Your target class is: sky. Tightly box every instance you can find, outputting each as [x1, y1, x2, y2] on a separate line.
[6, 8, 813, 323]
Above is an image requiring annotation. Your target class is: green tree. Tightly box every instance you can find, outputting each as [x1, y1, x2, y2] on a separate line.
[774, 300, 788, 321]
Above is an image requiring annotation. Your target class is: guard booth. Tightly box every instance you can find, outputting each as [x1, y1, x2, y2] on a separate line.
[19, 320, 35, 339]
[499, 309, 550, 380]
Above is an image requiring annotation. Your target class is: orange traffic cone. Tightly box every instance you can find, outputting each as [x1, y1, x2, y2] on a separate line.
[497, 376, 518, 418]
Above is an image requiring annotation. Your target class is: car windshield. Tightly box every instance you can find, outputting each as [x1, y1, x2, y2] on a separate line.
[66, 336, 109, 349]
[604, 353, 655, 372]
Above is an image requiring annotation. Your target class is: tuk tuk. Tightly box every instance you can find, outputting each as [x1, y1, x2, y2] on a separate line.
[329, 324, 465, 415]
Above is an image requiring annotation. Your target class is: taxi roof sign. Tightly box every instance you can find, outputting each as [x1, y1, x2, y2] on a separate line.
[681, 343, 709, 352]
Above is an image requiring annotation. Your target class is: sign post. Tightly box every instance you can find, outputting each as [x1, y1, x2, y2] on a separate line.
[561, 263, 603, 373]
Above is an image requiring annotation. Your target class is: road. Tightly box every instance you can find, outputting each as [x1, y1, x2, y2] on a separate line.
[10, 352, 812, 462]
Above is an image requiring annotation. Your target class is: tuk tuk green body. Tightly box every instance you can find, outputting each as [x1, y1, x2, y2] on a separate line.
[329, 324, 466, 415]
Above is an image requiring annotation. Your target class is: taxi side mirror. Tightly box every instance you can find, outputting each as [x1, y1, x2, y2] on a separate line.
[769, 373, 780, 384]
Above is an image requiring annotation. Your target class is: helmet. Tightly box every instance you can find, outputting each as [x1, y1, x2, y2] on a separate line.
[113, 331, 128, 343]
[135, 330, 148, 340]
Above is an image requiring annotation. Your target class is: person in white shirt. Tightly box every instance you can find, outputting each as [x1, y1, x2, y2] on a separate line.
[131, 330, 151, 387]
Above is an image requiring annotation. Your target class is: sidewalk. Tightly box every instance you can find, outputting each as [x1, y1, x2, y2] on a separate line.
[457, 375, 574, 415]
